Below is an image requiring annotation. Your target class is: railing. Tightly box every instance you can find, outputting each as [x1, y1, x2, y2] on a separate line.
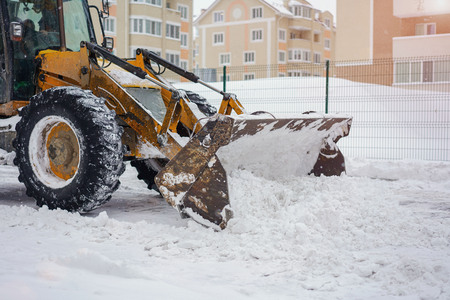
[172, 56, 450, 161]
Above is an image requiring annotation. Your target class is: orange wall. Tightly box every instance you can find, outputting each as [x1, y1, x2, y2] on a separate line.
[181, 21, 189, 33]
[400, 14, 450, 36]
[373, 0, 402, 59]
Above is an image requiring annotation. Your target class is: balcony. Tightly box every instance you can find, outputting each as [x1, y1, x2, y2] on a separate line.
[289, 26, 311, 41]
[394, 0, 450, 18]
[393, 33, 450, 58]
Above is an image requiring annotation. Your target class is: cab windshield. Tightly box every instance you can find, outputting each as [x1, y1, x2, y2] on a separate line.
[63, 0, 91, 51]
[7, 0, 92, 53]
[6, 0, 93, 99]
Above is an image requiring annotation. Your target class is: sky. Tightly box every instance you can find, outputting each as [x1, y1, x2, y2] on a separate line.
[193, 0, 337, 19]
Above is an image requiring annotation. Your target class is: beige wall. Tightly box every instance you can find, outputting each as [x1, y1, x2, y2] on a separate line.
[88, 0, 193, 69]
[195, 0, 336, 78]
[197, 0, 278, 69]
[336, 0, 373, 61]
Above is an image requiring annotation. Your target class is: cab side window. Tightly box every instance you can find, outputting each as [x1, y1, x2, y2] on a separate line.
[0, 24, 7, 103]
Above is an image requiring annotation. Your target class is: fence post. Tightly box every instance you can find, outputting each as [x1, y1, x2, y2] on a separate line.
[325, 60, 329, 114]
[223, 65, 227, 92]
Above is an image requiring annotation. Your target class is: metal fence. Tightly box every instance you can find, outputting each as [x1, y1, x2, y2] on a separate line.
[173, 56, 450, 161]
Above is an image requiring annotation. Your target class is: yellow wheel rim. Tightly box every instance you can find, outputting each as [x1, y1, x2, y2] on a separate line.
[46, 122, 80, 181]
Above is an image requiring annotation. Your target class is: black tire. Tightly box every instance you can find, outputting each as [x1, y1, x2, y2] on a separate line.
[131, 158, 167, 193]
[13, 87, 125, 212]
[181, 90, 217, 116]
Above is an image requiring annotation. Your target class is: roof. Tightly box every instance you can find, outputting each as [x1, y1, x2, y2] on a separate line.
[262, 0, 292, 16]
[194, 0, 322, 24]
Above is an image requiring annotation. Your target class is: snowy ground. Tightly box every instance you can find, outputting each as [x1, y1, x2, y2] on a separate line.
[1, 148, 449, 300]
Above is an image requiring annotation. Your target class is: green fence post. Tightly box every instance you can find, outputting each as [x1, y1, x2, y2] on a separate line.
[325, 60, 329, 114]
[223, 65, 227, 92]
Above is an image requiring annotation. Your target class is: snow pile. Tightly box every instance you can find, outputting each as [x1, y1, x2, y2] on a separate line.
[0, 115, 20, 130]
[0, 148, 15, 165]
[0, 158, 449, 299]
[226, 168, 450, 298]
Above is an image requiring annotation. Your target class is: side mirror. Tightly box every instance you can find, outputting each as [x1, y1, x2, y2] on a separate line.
[102, 0, 110, 17]
[103, 37, 114, 51]
[10, 22, 23, 42]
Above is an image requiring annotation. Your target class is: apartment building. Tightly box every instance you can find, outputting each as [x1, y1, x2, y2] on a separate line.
[193, 0, 336, 79]
[336, 0, 450, 86]
[89, 0, 193, 70]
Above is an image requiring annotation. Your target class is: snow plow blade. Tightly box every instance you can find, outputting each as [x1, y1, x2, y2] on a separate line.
[155, 114, 352, 230]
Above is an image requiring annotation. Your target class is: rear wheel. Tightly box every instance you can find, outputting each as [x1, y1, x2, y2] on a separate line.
[131, 158, 167, 193]
[14, 87, 125, 212]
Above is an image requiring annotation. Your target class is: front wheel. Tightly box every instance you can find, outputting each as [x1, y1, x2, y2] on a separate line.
[14, 87, 125, 212]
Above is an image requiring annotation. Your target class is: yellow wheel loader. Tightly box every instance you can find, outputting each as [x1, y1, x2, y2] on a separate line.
[0, 0, 351, 229]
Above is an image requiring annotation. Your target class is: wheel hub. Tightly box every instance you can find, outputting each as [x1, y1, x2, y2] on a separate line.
[46, 122, 80, 181]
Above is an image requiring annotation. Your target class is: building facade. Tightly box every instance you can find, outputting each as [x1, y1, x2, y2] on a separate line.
[336, 0, 450, 86]
[89, 0, 193, 70]
[194, 0, 336, 79]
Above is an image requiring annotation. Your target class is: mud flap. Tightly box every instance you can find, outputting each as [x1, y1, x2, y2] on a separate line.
[155, 114, 352, 229]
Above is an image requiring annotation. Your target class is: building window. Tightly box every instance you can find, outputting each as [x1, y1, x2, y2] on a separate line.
[181, 33, 188, 48]
[288, 70, 310, 77]
[415, 23, 436, 36]
[303, 50, 311, 62]
[146, 19, 162, 35]
[324, 18, 331, 28]
[213, 32, 224, 45]
[288, 71, 301, 77]
[213, 11, 224, 23]
[251, 29, 263, 42]
[220, 53, 231, 65]
[394, 60, 450, 84]
[288, 49, 311, 62]
[244, 51, 255, 64]
[166, 23, 180, 39]
[103, 17, 116, 34]
[220, 74, 230, 82]
[279, 29, 286, 42]
[324, 38, 331, 49]
[434, 60, 450, 82]
[244, 73, 255, 80]
[422, 61, 433, 82]
[291, 5, 311, 18]
[314, 53, 321, 64]
[131, 18, 144, 33]
[252, 7, 263, 18]
[131, 0, 162, 6]
[180, 60, 188, 70]
[303, 7, 311, 18]
[288, 49, 301, 61]
[278, 51, 286, 63]
[131, 47, 161, 57]
[314, 33, 320, 43]
[130, 17, 162, 36]
[166, 52, 180, 66]
[178, 5, 188, 20]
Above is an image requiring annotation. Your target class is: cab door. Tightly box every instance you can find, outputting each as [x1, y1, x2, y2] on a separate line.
[0, 1, 13, 104]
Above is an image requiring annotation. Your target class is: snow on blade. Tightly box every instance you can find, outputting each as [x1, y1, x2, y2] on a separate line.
[217, 116, 349, 180]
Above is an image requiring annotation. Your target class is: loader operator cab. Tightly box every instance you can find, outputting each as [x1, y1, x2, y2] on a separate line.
[0, 0, 96, 102]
